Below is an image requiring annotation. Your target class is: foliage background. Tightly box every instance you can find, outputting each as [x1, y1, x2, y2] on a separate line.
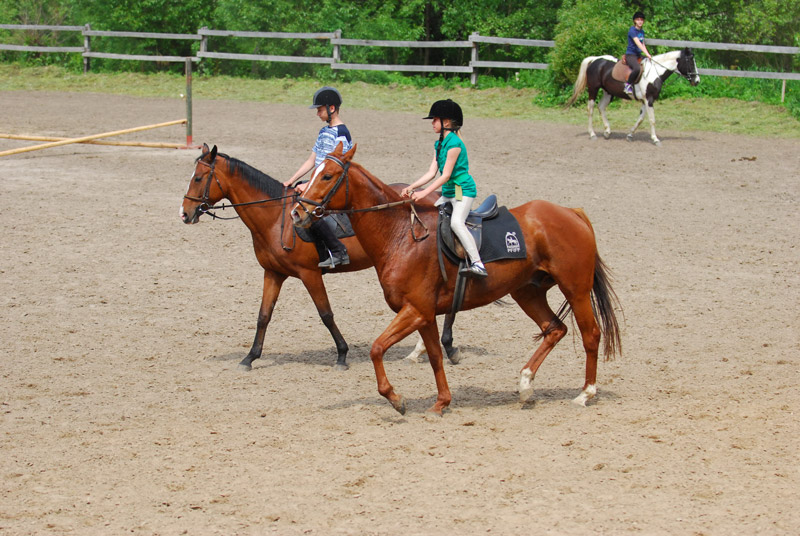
[1, 0, 798, 118]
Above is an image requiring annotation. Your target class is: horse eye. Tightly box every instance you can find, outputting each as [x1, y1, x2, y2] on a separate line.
[322, 174, 333, 181]
[194, 175, 203, 182]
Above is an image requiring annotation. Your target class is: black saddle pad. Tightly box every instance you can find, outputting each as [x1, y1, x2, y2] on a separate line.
[439, 205, 526, 264]
[295, 213, 355, 243]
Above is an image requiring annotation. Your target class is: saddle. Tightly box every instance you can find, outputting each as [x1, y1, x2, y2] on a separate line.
[292, 213, 355, 264]
[612, 55, 643, 83]
[436, 195, 527, 311]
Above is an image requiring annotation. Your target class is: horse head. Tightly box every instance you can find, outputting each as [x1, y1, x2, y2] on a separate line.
[181, 143, 224, 224]
[679, 48, 700, 86]
[291, 142, 357, 229]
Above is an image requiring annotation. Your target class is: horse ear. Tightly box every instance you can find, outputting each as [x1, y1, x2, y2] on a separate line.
[332, 141, 345, 156]
[210, 145, 218, 160]
[201, 142, 209, 154]
[343, 143, 357, 162]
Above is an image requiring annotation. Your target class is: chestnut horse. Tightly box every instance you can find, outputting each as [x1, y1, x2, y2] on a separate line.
[566, 48, 699, 145]
[180, 144, 458, 371]
[292, 143, 622, 415]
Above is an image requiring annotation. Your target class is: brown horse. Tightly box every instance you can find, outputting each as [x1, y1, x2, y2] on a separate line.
[180, 144, 459, 371]
[291, 143, 622, 415]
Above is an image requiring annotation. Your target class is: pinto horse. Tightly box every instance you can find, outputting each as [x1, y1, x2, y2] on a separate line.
[180, 144, 458, 371]
[567, 48, 700, 145]
[291, 143, 622, 415]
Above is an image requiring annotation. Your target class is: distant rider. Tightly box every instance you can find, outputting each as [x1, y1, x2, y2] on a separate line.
[624, 11, 652, 96]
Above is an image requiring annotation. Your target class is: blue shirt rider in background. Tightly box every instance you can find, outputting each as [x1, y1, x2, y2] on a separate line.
[284, 87, 353, 268]
[625, 11, 652, 96]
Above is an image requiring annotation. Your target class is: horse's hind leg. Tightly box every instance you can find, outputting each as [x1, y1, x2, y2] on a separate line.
[239, 271, 287, 371]
[566, 294, 602, 406]
[597, 92, 613, 139]
[510, 284, 567, 403]
[587, 98, 597, 139]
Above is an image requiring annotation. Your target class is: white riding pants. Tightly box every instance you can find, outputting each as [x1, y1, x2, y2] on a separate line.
[437, 195, 482, 264]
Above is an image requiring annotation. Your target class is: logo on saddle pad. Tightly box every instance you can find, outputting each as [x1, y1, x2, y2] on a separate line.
[505, 231, 520, 253]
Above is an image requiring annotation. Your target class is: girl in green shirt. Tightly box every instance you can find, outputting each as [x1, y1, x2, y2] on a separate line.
[401, 99, 487, 277]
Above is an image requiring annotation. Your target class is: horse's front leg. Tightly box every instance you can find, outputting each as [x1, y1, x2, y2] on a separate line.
[441, 312, 460, 364]
[404, 312, 459, 364]
[299, 271, 350, 370]
[646, 104, 660, 146]
[418, 321, 452, 414]
[239, 271, 287, 371]
[370, 304, 428, 414]
[627, 102, 647, 143]
[597, 93, 613, 139]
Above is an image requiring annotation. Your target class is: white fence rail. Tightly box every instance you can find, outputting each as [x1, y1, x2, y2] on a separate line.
[1, 24, 797, 90]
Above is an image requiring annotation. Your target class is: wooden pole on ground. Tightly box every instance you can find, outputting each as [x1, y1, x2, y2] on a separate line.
[0, 119, 186, 157]
[0, 133, 186, 149]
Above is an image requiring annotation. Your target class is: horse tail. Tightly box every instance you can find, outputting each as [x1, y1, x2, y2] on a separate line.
[565, 56, 598, 107]
[592, 254, 622, 360]
[572, 207, 622, 360]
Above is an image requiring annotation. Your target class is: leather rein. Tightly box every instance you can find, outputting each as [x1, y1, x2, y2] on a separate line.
[183, 159, 295, 221]
[295, 154, 429, 242]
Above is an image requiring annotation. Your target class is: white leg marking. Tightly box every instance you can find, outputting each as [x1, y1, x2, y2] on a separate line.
[519, 368, 535, 403]
[572, 384, 597, 407]
[404, 336, 426, 363]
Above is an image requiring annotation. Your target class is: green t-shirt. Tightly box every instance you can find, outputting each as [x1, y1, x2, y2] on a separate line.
[435, 132, 477, 198]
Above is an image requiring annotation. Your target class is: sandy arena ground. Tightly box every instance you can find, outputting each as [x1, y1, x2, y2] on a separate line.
[1, 90, 798, 535]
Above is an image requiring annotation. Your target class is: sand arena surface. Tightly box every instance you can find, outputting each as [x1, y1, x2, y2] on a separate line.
[1, 91, 798, 534]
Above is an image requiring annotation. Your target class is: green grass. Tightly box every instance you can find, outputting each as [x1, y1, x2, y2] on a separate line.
[2, 63, 799, 138]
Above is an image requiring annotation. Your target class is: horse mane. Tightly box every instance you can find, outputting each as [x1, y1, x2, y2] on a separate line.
[218, 152, 285, 199]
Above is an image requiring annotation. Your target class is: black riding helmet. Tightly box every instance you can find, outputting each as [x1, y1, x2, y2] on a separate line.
[633, 11, 646, 20]
[423, 99, 463, 129]
[310, 86, 343, 123]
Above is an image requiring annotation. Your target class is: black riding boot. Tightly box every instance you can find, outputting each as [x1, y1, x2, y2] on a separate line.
[311, 217, 349, 268]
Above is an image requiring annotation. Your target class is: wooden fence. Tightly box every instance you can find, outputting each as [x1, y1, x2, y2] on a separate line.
[1, 23, 798, 94]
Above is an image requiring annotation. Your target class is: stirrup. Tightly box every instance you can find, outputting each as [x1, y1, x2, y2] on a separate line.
[459, 261, 487, 277]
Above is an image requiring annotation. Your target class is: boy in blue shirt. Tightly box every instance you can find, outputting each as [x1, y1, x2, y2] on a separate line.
[284, 87, 353, 268]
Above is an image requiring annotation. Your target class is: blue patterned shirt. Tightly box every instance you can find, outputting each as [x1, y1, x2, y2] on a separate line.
[313, 124, 353, 166]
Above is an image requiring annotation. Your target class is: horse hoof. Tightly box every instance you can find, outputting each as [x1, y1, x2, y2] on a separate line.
[572, 385, 597, 407]
[626, 134, 634, 142]
[519, 369, 535, 403]
[237, 363, 253, 372]
[653, 140, 662, 147]
[446, 347, 461, 365]
[333, 363, 349, 371]
[589, 133, 597, 141]
[404, 354, 423, 364]
[603, 132, 611, 140]
[391, 396, 406, 415]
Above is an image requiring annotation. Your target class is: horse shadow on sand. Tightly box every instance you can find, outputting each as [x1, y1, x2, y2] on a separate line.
[575, 131, 700, 143]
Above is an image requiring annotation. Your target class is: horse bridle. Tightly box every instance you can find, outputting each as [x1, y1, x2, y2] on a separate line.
[295, 154, 429, 241]
[183, 159, 224, 216]
[650, 52, 698, 83]
[295, 155, 350, 220]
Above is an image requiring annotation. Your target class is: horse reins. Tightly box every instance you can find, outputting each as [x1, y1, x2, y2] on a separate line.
[648, 54, 697, 83]
[184, 159, 297, 220]
[297, 154, 429, 242]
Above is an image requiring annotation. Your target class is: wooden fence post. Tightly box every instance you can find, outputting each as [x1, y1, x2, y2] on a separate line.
[470, 32, 479, 86]
[333, 29, 341, 73]
[83, 24, 91, 73]
[185, 58, 193, 147]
